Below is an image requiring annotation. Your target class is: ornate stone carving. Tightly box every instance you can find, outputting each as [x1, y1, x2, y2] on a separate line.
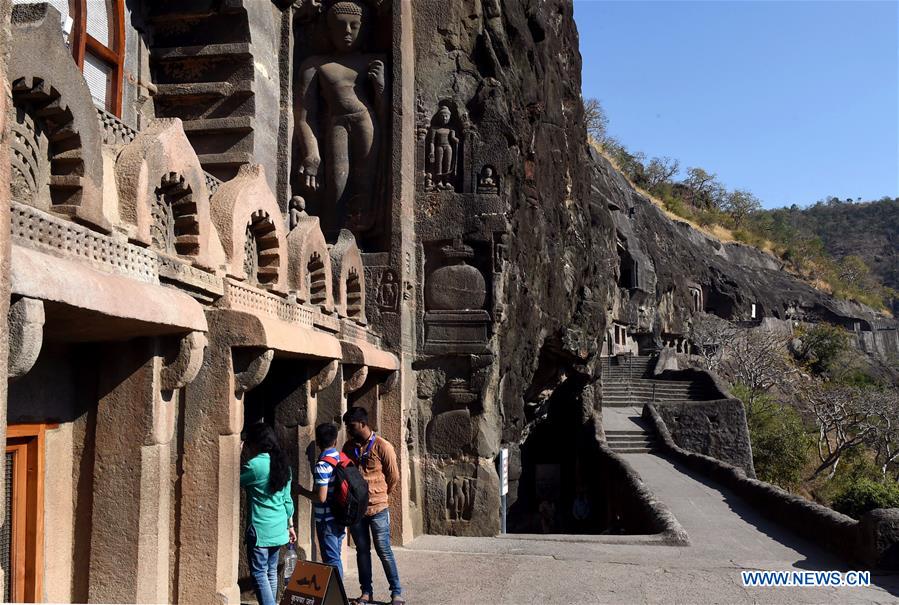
[377, 268, 399, 312]
[222, 278, 315, 328]
[446, 475, 476, 521]
[288, 195, 308, 230]
[97, 107, 137, 146]
[10, 201, 158, 284]
[7, 297, 45, 381]
[425, 103, 461, 191]
[329, 229, 367, 323]
[294, 0, 388, 235]
[9, 103, 49, 207]
[426, 239, 486, 311]
[477, 165, 499, 194]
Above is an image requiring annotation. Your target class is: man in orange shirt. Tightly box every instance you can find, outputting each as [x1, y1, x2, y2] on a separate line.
[342, 406, 403, 605]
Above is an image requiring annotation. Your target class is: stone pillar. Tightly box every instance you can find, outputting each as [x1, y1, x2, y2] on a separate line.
[0, 1, 13, 597]
[179, 312, 272, 605]
[89, 333, 205, 603]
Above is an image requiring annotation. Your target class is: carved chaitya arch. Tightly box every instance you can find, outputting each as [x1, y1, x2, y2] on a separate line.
[329, 229, 367, 324]
[287, 204, 335, 312]
[9, 4, 106, 230]
[210, 164, 288, 293]
[116, 119, 221, 270]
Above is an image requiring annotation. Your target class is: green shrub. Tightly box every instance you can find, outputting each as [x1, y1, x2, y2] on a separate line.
[795, 323, 851, 375]
[831, 478, 899, 520]
[743, 393, 812, 490]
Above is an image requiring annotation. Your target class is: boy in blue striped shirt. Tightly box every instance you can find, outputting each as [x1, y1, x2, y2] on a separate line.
[299, 422, 345, 577]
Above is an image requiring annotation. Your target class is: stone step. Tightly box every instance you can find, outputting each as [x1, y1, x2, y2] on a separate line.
[152, 42, 252, 61]
[610, 447, 656, 454]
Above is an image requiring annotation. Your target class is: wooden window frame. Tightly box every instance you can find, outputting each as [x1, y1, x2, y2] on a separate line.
[5, 423, 54, 603]
[69, 0, 126, 116]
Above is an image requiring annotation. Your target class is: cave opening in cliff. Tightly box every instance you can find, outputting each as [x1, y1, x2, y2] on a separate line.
[508, 372, 658, 536]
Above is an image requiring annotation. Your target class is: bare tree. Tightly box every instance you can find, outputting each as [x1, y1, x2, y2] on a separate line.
[722, 189, 762, 228]
[689, 313, 739, 373]
[804, 383, 873, 480]
[583, 97, 609, 143]
[644, 156, 680, 189]
[684, 167, 725, 210]
[720, 327, 793, 408]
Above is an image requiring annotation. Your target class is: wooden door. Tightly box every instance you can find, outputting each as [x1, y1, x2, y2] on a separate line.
[3, 425, 48, 603]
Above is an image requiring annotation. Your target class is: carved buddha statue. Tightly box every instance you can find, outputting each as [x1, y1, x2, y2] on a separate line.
[295, 0, 387, 233]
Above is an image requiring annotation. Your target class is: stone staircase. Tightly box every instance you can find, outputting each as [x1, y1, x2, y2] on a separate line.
[601, 355, 718, 407]
[605, 427, 659, 454]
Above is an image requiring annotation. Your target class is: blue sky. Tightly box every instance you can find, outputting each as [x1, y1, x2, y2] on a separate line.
[574, 0, 899, 209]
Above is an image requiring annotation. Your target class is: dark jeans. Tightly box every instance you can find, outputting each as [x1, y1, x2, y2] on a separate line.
[316, 517, 346, 578]
[350, 509, 402, 598]
[246, 525, 282, 605]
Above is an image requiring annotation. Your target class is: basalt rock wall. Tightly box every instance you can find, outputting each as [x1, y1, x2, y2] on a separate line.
[411, 0, 617, 535]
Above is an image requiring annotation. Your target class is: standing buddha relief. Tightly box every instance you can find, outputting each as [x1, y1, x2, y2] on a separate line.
[425, 103, 460, 191]
[294, 0, 388, 238]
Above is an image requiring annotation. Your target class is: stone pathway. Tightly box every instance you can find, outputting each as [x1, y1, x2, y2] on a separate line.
[341, 410, 899, 603]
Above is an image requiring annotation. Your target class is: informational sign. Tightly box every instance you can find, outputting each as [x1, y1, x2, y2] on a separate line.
[280, 560, 348, 605]
[499, 447, 509, 496]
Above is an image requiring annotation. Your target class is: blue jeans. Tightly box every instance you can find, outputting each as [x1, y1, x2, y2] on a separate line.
[350, 509, 402, 598]
[316, 517, 346, 578]
[246, 525, 281, 605]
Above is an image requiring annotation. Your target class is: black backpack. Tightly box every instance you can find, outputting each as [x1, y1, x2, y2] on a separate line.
[323, 452, 369, 526]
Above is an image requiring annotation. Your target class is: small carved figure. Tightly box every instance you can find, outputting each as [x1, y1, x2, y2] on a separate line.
[477, 165, 498, 194]
[295, 0, 387, 231]
[378, 269, 399, 311]
[426, 103, 459, 191]
[446, 476, 475, 520]
[288, 195, 308, 230]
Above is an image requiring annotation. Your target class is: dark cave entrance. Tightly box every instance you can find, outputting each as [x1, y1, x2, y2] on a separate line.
[507, 377, 605, 534]
[507, 371, 669, 536]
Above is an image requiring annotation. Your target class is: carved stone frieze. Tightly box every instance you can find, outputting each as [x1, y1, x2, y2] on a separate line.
[221, 278, 315, 328]
[10, 201, 158, 284]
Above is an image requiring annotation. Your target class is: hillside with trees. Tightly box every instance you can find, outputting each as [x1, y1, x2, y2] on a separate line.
[584, 97, 898, 314]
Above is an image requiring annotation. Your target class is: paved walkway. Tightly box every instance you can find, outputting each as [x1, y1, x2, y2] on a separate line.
[340, 408, 899, 603]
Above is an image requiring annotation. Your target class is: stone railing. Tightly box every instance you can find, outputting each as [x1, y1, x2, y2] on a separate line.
[97, 107, 138, 146]
[95, 107, 224, 195]
[222, 279, 315, 328]
[340, 318, 382, 347]
[205, 172, 222, 196]
[643, 402, 899, 569]
[10, 201, 158, 284]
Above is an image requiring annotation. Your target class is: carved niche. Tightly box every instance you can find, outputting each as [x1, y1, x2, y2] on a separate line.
[446, 475, 477, 521]
[422, 101, 470, 192]
[423, 239, 491, 354]
[291, 0, 392, 243]
[476, 165, 499, 194]
[376, 268, 400, 312]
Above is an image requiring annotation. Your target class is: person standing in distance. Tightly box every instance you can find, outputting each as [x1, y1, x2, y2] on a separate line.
[342, 407, 404, 605]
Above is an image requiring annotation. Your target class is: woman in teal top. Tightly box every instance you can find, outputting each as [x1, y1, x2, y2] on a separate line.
[241, 423, 296, 605]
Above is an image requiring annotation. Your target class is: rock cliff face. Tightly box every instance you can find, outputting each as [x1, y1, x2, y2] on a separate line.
[411, 0, 617, 535]
[411, 0, 897, 536]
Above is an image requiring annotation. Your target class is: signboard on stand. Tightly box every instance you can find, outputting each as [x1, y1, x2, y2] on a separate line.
[280, 560, 348, 605]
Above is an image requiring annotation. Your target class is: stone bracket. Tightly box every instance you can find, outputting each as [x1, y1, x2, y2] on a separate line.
[8, 297, 45, 380]
[159, 331, 208, 392]
[310, 359, 339, 394]
[233, 348, 274, 395]
[343, 364, 369, 394]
